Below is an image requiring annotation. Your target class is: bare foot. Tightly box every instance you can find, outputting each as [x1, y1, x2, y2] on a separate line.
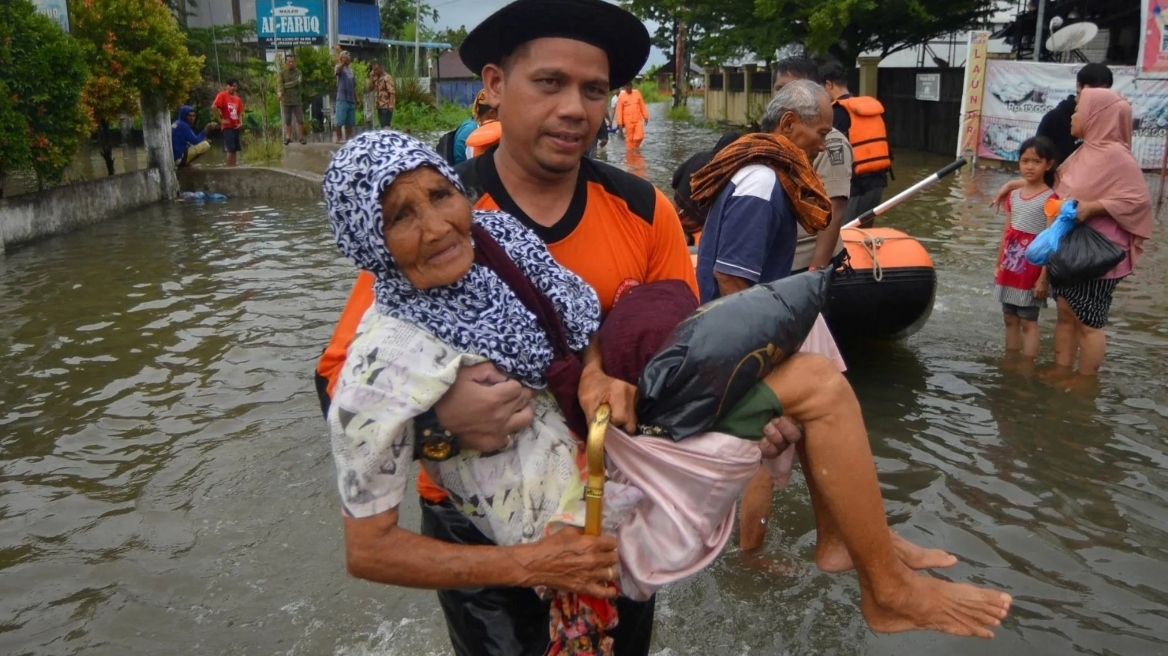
[861, 573, 1012, 639]
[816, 530, 957, 573]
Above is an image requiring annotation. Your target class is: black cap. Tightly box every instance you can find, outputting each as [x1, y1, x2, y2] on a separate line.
[459, 0, 650, 90]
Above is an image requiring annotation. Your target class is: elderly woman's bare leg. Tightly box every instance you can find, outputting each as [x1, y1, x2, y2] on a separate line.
[1053, 297, 1080, 370]
[762, 354, 1012, 638]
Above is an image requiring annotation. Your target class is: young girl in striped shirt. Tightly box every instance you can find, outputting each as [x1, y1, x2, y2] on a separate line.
[994, 136, 1057, 358]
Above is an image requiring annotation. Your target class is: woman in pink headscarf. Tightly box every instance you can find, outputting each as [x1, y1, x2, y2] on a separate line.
[1051, 88, 1153, 376]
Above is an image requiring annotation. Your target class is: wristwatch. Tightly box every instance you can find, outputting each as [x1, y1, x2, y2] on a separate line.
[415, 408, 459, 461]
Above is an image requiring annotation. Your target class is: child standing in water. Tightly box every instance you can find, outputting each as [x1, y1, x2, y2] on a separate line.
[995, 137, 1057, 358]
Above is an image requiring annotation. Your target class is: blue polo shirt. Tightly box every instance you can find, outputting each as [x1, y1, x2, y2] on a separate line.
[695, 165, 798, 302]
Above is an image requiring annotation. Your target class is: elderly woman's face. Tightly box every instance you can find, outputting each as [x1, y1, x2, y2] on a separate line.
[381, 168, 474, 289]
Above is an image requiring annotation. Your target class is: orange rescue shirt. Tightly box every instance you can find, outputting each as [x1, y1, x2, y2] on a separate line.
[315, 150, 697, 504]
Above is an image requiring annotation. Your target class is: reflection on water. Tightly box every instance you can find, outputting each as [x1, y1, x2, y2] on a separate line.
[2, 101, 1167, 655]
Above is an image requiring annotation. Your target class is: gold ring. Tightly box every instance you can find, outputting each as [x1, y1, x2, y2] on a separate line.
[608, 566, 615, 580]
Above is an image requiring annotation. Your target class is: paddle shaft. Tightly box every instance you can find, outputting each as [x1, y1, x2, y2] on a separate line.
[844, 158, 967, 230]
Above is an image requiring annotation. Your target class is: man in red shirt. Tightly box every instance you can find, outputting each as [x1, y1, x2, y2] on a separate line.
[212, 78, 244, 166]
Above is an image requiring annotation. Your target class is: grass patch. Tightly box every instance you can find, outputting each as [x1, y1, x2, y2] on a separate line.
[635, 79, 667, 104]
[393, 100, 469, 133]
[666, 104, 692, 121]
[242, 129, 284, 163]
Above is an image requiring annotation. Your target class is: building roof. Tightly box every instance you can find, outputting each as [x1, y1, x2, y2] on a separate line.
[655, 60, 704, 76]
[437, 49, 477, 79]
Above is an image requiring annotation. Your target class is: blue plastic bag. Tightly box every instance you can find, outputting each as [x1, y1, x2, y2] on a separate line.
[1024, 199, 1077, 265]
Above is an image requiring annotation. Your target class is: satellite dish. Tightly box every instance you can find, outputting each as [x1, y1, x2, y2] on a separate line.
[1046, 22, 1099, 52]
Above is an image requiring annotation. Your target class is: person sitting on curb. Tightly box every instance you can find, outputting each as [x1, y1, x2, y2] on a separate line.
[170, 104, 215, 168]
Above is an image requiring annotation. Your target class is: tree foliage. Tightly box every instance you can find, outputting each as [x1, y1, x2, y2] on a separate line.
[72, 0, 205, 121]
[71, 0, 204, 174]
[432, 25, 468, 48]
[380, 0, 437, 41]
[623, 0, 997, 67]
[0, 0, 91, 193]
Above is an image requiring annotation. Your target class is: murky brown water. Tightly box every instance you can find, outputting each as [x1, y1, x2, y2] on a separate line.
[3, 102, 1168, 655]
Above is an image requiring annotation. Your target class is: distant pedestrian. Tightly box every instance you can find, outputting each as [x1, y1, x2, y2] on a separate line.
[369, 62, 396, 129]
[212, 78, 244, 166]
[278, 54, 307, 145]
[171, 105, 216, 167]
[615, 81, 649, 148]
[1036, 62, 1112, 165]
[333, 49, 358, 143]
[820, 61, 891, 225]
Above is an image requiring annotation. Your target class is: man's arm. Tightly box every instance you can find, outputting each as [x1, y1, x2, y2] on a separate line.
[646, 187, 699, 295]
[344, 508, 618, 598]
[809, 197, 847, 269]
[714, 270, 751, 297]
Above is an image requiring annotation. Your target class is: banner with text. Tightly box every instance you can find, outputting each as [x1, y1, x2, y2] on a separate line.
[977, 61, 1168, 169]
[258, 0, 325, 46]
[32, 0, 69, 32]
[1139, 0, 1168, 78]
[957, 31, 990, 158]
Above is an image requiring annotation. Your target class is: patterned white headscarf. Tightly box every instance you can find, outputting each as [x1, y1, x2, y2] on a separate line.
[323, 130, 600, 388]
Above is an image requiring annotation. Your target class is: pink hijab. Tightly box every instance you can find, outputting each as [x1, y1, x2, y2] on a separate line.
[1056, 88, 1153, 266]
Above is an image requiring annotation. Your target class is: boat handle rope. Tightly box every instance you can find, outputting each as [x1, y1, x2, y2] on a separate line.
[846, 228, 919, 283]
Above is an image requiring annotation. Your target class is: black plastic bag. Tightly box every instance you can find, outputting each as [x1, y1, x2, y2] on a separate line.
[636, 269, 833, 440]
[1046, 223, 1124, 286]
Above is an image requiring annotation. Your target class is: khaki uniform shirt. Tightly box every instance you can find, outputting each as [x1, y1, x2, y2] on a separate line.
[792, 128, 852, 271]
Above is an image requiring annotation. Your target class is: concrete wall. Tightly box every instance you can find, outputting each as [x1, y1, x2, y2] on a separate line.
[179, 167, 323, 200]
[0, 168, 164, 253]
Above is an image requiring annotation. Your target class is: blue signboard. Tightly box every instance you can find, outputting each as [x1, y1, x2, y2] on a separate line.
[32, 0, 70, 32]
[259, 0, 326, 46]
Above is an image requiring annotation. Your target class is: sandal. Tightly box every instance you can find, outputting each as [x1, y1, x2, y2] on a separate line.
[299, 138, 307, 145]
[284, 139, 291, 145]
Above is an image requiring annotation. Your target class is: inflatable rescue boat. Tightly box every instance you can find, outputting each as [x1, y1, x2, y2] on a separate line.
[824, 226, 936, 341]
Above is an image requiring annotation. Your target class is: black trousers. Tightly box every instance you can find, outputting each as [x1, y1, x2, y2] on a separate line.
[420, 499, 656, 656]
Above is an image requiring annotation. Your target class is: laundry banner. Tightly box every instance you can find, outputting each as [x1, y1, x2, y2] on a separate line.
[977, 60, 1168, 169]
[1139, 0, 1168, 78]
[957, 30, 991, 158]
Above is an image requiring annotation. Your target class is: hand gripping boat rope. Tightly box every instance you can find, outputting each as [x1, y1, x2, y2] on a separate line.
[584, 404, 611, 537]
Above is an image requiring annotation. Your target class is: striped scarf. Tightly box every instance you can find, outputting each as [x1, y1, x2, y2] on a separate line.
[689, 133, 831, 233]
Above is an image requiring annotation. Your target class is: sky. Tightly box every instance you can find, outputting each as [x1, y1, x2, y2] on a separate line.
[428, 0, 668, 72]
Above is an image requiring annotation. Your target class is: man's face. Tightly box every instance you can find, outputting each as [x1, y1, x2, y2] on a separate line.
[772, 71, 802, 93]
[373, 64, 383, 75]
[779, 96, 834, 161]
[286, 57, 296, 69]
[228, 82, 238, 94]
[186, 111, 196, 125]
[483, 37, 609, 177]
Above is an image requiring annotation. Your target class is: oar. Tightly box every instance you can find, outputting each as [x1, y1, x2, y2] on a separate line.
[843, 158, 967, 230]
[584, 404, 611, 537]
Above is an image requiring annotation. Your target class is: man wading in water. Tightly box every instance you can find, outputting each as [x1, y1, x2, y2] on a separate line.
[314, 0, 1012, 651]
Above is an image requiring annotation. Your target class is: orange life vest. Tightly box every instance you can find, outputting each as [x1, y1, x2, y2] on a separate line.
[836, 96, 891, 176]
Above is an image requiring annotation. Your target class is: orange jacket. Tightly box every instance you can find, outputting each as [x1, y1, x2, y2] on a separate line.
[616, 89, 649, 127]
[465, 119, 501, 157]
[835, 96, 891, 176]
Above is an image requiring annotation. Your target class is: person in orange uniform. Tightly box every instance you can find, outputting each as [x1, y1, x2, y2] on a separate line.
[616, 81, 649, 148]
[311, 1, 774, 653]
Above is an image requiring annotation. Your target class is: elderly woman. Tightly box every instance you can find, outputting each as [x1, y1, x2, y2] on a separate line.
[324, 132, 1012, 646]
[1051, 88, 1152, 376]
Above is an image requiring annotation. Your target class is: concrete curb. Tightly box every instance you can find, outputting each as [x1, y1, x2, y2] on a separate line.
[178, 166, 323, 200]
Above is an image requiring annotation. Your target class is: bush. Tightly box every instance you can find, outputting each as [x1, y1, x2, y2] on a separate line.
[636, 79, 666, 104]
[0, 0, 91, 194]
[667, 104, 693, 121]
[393, 101, 468, 133]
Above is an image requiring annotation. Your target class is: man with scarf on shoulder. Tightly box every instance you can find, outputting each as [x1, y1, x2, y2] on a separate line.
[692, 79, 834, 302]
[690, 79, 836, 566]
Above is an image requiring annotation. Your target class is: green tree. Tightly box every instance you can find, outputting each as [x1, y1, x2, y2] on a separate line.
[380, 0, 437, 40]
[432, 25, 468, 48]
[626, 0, 997, 67]
[71, 0, 204, 175]
[0, 0, 91, 196]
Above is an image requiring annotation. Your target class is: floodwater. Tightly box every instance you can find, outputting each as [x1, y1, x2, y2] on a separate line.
[2, 101, 1167, 655]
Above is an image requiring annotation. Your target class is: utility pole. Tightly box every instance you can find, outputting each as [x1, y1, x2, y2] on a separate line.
[1033, 0, 1046, 62]
[674, 11, 686, 108]
[414, 0, 421, 79]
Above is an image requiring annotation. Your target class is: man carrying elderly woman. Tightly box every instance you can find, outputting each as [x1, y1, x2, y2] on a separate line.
[313, 1, 1012, 654]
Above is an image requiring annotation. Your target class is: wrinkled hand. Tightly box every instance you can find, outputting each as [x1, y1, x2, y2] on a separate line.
[516, 527, 619, 598]
[433, 362, 534, 452]
[578, 368, 638, 432]
[1034, 275, 1050, 300]
[758, 416, 804, 460]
